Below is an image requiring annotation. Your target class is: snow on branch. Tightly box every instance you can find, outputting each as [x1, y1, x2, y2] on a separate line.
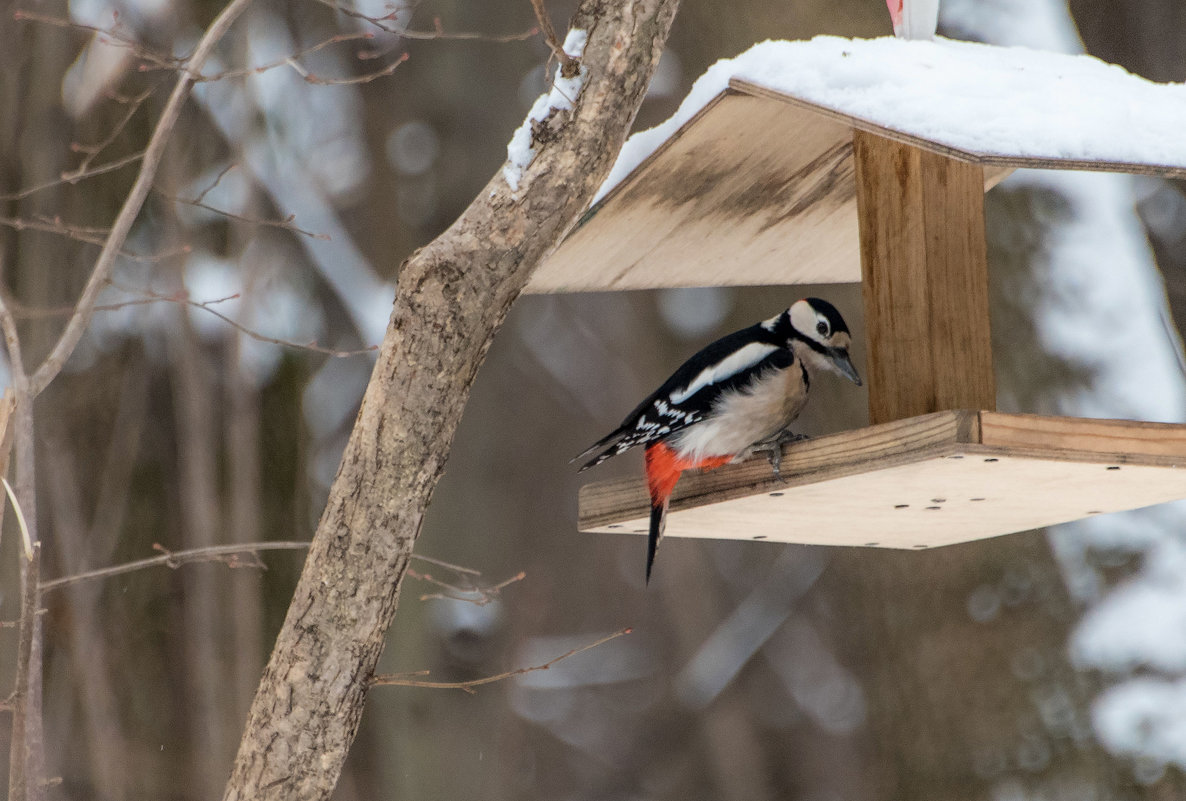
[502, 28, 588, 191]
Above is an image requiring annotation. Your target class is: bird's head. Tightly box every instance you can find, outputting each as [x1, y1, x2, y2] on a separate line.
[787, 298, 862, 386]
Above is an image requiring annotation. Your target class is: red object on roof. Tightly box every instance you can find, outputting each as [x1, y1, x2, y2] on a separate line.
[886, 0, 938, 40]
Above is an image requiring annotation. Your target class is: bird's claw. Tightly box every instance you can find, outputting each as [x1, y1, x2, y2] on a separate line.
[751, 430, 811, 483]
[750, 442, 787, 483]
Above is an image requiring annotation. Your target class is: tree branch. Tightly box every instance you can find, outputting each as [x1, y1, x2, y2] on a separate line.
[306, 0, 539, 42]
[38, 541, 313, 593]
[0, 151, 146, 202]
[37, 542, 505, 596]
[221, 1, 680, 798]
[26, 0, 255, 398]
[7, 544, 41, 801]
[529, 0, 578, 75]
[371, 628, 631, 693]
[0, 265, 41, 801]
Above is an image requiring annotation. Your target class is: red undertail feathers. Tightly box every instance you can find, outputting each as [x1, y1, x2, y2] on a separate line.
[642, 442, 732, 583]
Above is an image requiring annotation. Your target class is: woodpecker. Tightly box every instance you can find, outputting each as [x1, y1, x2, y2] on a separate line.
[573, 298, 861, 583]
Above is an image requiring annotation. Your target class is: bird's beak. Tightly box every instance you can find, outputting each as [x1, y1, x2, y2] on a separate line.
[830, 349, 862, 386]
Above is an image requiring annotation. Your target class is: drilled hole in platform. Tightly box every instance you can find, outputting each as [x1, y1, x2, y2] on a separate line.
[894, 504, 909, 509]
[1106, 465, 1121, 471]
[970, 497, 985, 502]
[865, 542, 880, 547]
[769, 492, 784, 497]
[608, 524, 622, 529]
[753, 535, 767, 540]
[925, 506, 941, 511]
[984, 458, 999, 463]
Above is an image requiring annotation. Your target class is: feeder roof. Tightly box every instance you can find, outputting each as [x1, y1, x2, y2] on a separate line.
[527, 36, 1186, 294]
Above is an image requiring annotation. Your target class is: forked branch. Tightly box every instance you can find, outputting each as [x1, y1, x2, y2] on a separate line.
[25, 0, 255, 397]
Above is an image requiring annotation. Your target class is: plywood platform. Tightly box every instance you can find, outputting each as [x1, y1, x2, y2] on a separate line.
[578, 411, 1186, 548]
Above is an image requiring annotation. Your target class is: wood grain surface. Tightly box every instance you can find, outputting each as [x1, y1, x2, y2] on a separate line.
[854, 130, 996, 424]
[578, 411, 1186, 547]
[527, 89, 861, 292]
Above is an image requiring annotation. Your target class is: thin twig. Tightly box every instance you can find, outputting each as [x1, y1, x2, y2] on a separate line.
[0, 279, 27, 390]
[529, 0, 578, 75]
[0, 260, 29, 569]
[405, 553, 522, 605]
[410, 553, 483, 576]
[27, 0, 257, 398]
[2, 479, 33, 562]
[155, 189, 330, 239]
[39, 541, 312, 593]
[36, 542, 484, 592]
[186, 300, 377, 356]
[7, 543, 41, 801]
[370, 628, 632, 693]
[191, 162, 238, 205]
[409, 568, 525, 605]
[0, 151, 146, 202]
[0, 214, 192, 262]
[307, 0, 538, 42]
[200, 30, 374, 81]
[12, 11, 184, 73]
[6, 292, 234, 320]
[70, 86, 157, 174]
[285, 51, 409, 85]
[0, 253, 41, 799]
[101, 280, 378, 358]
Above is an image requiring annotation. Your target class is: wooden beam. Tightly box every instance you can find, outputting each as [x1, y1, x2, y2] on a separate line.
[578, 411, 1186, 548]
[854, 130, 995, 424]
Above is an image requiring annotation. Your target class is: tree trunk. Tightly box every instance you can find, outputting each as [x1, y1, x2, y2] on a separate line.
[221, 1, 681, 798]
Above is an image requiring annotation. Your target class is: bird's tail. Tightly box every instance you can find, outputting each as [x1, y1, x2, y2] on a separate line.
[572, 427, 630, 472]
[647, 498, 668, 584]
[644, 442, 734, 583]
[644, 442, 687, 584]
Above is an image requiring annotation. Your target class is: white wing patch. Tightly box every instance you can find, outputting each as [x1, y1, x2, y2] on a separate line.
[668, 342, 778, 405]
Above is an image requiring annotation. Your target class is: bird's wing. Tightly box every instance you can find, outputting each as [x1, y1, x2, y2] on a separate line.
[575, 329, 792, 470]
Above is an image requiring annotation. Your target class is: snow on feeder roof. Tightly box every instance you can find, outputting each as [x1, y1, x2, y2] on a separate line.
[526, 36, 1186, 294]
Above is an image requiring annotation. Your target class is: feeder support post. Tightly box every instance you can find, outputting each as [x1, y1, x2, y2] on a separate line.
[853, 130, 996, 425]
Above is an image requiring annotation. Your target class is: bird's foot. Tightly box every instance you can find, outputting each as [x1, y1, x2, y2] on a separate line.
[749, 441, 787, 482]
[751, 430, 811, 483]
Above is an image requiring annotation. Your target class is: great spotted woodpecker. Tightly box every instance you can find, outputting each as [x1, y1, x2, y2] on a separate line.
[574, 298, 861, 583]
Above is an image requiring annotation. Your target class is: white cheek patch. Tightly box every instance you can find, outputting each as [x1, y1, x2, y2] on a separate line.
[669, 342, 778, 405]
[789, 301, 820, 340]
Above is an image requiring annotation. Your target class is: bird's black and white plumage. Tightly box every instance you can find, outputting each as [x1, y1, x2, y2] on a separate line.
[574, 298, 862, 582]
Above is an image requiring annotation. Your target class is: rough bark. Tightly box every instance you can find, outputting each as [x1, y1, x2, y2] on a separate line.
[221, 1, 681, 798]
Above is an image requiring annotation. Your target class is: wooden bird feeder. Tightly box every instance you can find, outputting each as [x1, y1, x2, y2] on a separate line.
[539, 40, 1186, 549]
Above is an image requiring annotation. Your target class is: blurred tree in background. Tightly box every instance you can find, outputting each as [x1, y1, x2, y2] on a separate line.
[1, 0, 1186, 799]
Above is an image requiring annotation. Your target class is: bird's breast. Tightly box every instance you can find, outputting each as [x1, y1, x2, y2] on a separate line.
[667, 366, 807, 463]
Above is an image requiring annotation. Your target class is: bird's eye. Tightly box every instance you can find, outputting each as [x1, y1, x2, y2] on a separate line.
[816, 321, 829, 337]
